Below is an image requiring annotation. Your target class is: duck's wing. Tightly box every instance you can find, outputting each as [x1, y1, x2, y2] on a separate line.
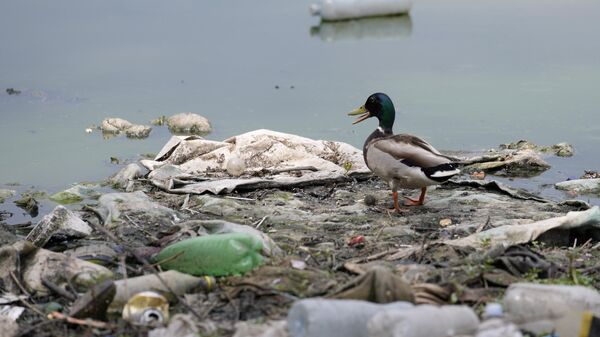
[370, 134, 454, 168]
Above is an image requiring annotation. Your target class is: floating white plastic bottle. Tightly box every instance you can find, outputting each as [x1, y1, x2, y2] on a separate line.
[309, 0, 413, 21]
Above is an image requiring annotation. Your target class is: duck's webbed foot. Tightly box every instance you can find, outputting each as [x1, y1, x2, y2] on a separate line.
[403, 187, 427, 206]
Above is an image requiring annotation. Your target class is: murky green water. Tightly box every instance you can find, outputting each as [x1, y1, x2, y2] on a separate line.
[1, 0, 599, 222]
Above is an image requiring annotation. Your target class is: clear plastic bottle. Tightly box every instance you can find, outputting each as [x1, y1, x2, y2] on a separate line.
[503, 283, 600, 334]
[367, 304, 480, 337]
[287, 298, 413, 337]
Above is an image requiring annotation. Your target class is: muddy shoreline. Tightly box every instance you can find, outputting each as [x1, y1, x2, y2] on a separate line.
[1, 133, 600, 337]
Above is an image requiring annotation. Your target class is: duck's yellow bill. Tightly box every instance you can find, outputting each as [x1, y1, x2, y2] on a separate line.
[348, 105, 371, 125]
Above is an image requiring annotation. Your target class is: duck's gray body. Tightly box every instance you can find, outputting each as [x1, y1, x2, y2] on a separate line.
[364, 127, 459, 192]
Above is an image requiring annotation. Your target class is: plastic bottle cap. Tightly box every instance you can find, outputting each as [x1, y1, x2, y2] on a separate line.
[484, 302, 503, 318]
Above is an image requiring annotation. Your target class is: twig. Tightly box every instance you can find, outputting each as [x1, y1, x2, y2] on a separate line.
[254, 216, 268, 229]
[9, 271, 32, 298]
[83, 217, 204, 321]
[10, 272, 46, 318]
[476, 216, 491, 233]
[48, 311, 110, 329]
[16, 319, 57, 337]
[225, 196, 256, 202]
[41, 277, 77, 301]
[271, 166, 318, 174]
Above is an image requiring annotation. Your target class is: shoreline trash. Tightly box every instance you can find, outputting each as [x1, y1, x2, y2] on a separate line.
[309, 0, 412, 21]
[504, 283, 600, 334]
[368, 304, 480, 337]
[109, 270, 215, 312]
[122, 291, 170, 325]
[25, 205, 92, 247]
[287, 298, 413, 337]
[154, 233, 264, 276]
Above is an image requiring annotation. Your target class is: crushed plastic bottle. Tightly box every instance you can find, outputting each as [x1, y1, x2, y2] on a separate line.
[122, 291, 169, 325]
[503, 283, 600, 334]
[287, 298, 413, 337]
[153, 233, 264, 276]
[109, 270, 215, 312]
[309, 0, 412, 21]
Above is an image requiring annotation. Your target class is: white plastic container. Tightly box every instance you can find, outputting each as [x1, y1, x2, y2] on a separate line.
[309, 0, 412, 21]
[287, 298, 413, 337]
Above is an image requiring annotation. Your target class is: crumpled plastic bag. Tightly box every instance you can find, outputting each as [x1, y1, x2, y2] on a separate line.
[140, 129, 369, 194]
[445, 206, 600, 249]
[330, 266, 415, 303]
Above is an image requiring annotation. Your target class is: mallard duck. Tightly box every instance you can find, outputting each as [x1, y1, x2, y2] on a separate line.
[348, 93, 460, 213]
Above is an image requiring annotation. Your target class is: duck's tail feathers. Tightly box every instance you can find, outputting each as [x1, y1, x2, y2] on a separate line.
[422, 163, 460, 182]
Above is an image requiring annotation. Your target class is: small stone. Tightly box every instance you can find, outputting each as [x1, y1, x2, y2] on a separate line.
[291, 259, 306, 270]
[364, 194, 377, 206]
[439, 218, 453, 227]
[125, 125, 152, 139]
[555, 178, 600, 194]
[166, 112, 212, 135]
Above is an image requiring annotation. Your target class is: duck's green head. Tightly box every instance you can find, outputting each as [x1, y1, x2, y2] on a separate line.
[348, 93, 395, 132]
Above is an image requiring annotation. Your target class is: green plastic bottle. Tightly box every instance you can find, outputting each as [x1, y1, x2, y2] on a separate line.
[153, 233, 264, 276]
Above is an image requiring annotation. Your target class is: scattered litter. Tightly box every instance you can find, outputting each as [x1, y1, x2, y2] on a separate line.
[69, 280, 116, 320]
[445, 206, 600, 249]
[504, 283, 600, 334]
[26, 205, 92, 247]
[331, 266, 414, 303]
[108, 270, 215, 312]
[154, 233, 264, 276]
[287, 298, 413, 337]
[122, 291, 169, 325]
[347, 235, 365, 247]
[142, 129, 369, 194]
[368, 305, 479, 337]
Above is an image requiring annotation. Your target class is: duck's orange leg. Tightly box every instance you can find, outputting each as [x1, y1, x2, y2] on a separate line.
[404, 187, 427, 206]
[389, 191, 408, 213]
